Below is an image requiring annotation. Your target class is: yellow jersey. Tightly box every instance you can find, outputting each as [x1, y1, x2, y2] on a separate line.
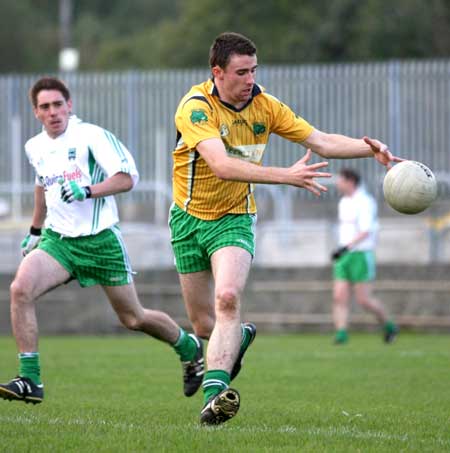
[172, 78, 314, 220]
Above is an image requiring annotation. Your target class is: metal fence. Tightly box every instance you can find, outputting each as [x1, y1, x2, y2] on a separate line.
[0, 60, 449, 223]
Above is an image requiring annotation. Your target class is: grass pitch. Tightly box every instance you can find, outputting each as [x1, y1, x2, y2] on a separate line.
[0, 333, 449, 452]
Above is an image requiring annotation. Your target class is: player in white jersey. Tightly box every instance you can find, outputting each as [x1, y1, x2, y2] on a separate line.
[0, 77, 204, 405]
[331, 168, 398, 344]
[25, 114, 137, 237]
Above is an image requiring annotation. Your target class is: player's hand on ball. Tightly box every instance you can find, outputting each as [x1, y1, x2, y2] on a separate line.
[363, 136, 404, 170]
[60, 180, 90, 203]
[21, 232, 41, 256]
[331, 246, 349, 261]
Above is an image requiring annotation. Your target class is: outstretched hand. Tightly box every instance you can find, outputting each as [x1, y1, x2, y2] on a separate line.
[286, 149, 331, 196]
[363, 136, 404, 169]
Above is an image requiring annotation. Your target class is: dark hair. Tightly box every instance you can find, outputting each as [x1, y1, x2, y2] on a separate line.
[29, 77, 71, 108]
[209, 32, 257, 69]
[339, 168, 361, 186]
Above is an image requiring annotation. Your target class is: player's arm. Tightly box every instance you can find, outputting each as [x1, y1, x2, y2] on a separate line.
[21, 185, 47, 256]
[196, 138, 331, 196]
[88, 172, 134, 198]
[60, 172, 133, 203]
[346, 231, 370, 249]
[302, 129, 403, 169]
[31, 185, 47, 228]
[332, 200, 375, 259]
[331, 230, 371, 260]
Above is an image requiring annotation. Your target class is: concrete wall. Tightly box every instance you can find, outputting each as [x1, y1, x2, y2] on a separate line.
[1, 265, 449, 335]
[1, 202, 449, 335]
[2, 209, 450, 273]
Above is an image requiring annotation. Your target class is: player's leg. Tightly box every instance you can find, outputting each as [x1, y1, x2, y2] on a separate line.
[209, 246, 251, 371]
[174, 271, 214, 396]
[103, 283, 180, 341]
[353, 282, 386, 322]
[11, 250, 71, 351]
[353, 282, 398, 342]
[179, 268, 255, 375]
[176, 272, 214, 396]
[178, 270, 215, 339]
[79, 222, 204, 397]
[332, 252, 352, 344]
[200, 246, 251, 424]
[352, 251, 398, 342]
[332, 280, 351, 344]
[0, 249, 71, 404]
[168, 205, 220, 397]
[103, 282, 204, 396]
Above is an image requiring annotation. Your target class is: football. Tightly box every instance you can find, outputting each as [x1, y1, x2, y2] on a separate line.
[383, 160, 437, 214]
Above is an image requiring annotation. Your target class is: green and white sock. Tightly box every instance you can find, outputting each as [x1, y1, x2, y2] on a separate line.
[173, 328, 197, 361]
[19, 352, 41, 385]
[202, 369, 230, 404]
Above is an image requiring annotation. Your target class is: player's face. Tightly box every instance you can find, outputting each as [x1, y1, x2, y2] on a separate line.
[336, 176, 355, 196]
[213, 53, 258, 108]
[34, 90, 72, 139]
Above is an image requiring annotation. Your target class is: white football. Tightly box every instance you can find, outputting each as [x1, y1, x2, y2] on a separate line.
[383, 161, 437, 214]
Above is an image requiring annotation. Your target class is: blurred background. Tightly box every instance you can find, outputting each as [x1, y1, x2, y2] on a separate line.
[0, 0, 449, 334]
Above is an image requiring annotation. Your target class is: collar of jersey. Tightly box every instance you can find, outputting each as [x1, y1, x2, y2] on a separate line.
[209, 78, 262, 113]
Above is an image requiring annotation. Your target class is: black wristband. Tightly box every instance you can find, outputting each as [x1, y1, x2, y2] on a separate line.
[30, 226, 42, 236]
[84, 186, 92, 199]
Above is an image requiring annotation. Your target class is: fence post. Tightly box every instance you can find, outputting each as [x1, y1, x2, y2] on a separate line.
[388, 60, 401, 156]
[155, 128, 168, 225]
[7, 72, 24, 222]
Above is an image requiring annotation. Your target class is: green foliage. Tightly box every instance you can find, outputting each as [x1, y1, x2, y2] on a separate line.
[0, 333, 449, 451]
[0, 0, 58, 72]
[347, 0, 450, 60]
[1, 0, 449, 72]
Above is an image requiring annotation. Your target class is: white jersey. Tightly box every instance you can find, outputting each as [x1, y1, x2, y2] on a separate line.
[25, 115, 139, 237]
[338, 187, 378, 251]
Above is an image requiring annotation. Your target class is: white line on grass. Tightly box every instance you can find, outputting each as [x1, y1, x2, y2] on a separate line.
[1, 414, 449, 448]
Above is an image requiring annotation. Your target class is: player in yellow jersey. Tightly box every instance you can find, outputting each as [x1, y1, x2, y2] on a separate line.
[169, 32, 402, 425]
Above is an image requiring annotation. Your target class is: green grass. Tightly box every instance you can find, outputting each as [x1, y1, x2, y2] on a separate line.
[0, 333, 449, 452]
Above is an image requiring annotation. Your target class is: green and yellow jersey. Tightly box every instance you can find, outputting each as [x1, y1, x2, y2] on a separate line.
[172, 78, 314, 220]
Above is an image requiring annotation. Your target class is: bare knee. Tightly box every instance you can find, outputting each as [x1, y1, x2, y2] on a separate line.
[117, 310, 143, 331]
[356, 297, 369, 308]
[215, 287, 240, 316]
[10, 279, 32, 305]
[192, 316, 215, 339]
[333, 293, 348, 307]
[333, 282, 350, 305]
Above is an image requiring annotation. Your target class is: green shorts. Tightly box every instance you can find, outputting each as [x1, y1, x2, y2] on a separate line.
[169, 204, 256, 274]
[333, 250, 376, 283]
[38, 226, 134, 287]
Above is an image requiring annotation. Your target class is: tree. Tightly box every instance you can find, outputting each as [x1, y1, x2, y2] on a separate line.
[0, 0, 449, 73]
[0, 0, 57, 72]
[93, 0, 450, 69]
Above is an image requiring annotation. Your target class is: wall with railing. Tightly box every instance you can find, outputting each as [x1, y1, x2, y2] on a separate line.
[0, 60, 449, 224]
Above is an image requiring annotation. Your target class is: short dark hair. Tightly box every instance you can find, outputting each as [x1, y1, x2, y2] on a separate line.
[209, 32, 257, 69]
[339, 168, 361, 186]
[29, 77, 71, 108]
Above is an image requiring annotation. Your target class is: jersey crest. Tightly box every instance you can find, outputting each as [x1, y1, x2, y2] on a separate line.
[68, 147, 76, 160]
[190, 109, 208, 124]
